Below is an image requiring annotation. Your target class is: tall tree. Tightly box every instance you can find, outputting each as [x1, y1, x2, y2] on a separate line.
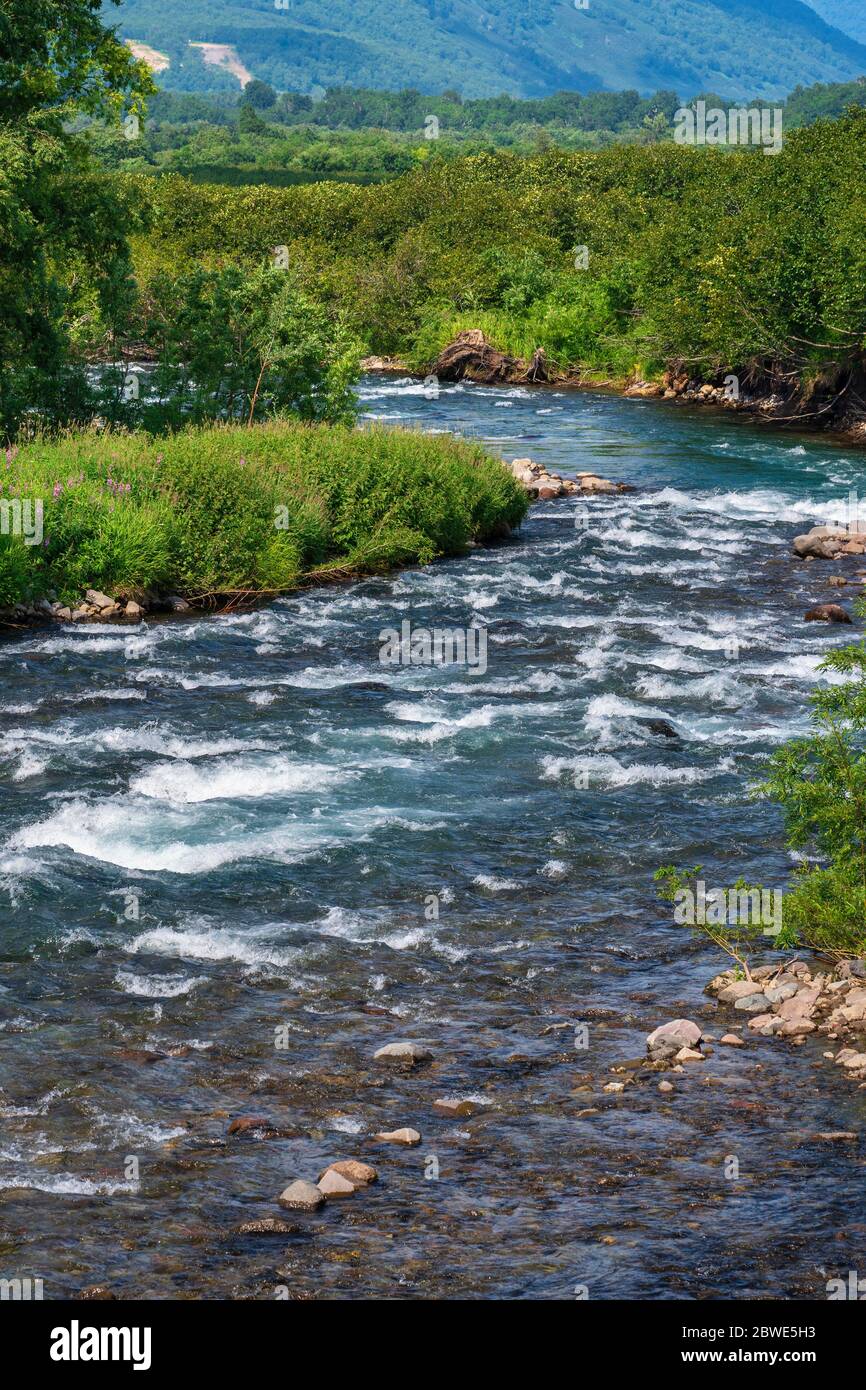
[0, 1, 154, 433]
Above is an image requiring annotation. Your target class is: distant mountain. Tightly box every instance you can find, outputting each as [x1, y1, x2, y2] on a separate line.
[803, 1, 866, 46]
[107, 0, 866, 100]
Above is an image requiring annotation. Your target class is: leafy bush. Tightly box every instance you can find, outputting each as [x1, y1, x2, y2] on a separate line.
[760, 614, 866, 958]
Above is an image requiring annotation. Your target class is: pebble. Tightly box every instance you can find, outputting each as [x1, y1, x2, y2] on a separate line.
[375, 1127, 421, 1145]
[603, 1081, 625, 1093]
[433, 1098, 477, 1117]
[278, 1180, 324, 1212]
[228, 1115, 275, 1136]
[675, 1047, 705, 1063]
[719, 1033, 744, 1046]
[658, 1080, 674, 1093]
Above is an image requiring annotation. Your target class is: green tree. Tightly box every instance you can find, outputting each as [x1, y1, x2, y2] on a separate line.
[0, 0, 154, 434]
[244, 79, 277, 110]
[142, 265, 361, 428]
[760, 607, 866, 958]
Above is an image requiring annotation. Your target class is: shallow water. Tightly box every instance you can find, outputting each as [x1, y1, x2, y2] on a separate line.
[2, 378, 865, 1300]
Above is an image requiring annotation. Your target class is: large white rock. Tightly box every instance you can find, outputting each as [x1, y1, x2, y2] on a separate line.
[646, 1019, 702, 1052]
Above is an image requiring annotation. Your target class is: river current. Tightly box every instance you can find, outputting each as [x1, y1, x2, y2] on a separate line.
[1, 376, 865, 1299]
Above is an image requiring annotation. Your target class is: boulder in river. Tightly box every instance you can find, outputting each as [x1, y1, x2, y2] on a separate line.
[319, 1160, 377, 1186]
[236, 1218, 303, 1236]
[804, 603, 852, 624]
[317, 1169, 357, 1198]
[646, 1019, 702, 1054]
[734, 993, 770, 1012]
[793, 525, 866, 559]
[278, 1180, 324, 1212]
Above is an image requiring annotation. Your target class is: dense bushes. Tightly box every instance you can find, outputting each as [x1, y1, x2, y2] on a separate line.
[127, 112, 866, 392]
[0, 421, 527, 607]
[759, 623, 866, 958]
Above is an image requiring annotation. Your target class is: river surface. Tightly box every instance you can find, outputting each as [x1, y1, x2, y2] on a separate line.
[2, 377, 865, 1300]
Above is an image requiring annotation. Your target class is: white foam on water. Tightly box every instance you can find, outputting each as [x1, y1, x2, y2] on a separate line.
[87, 1109, 187, 1145]
[473, 874, 521, 891]
[114, 970, 204, 997]
[11, 751, 48, 780]
[130, 757, 345, 804]
[74, 688, 148, 703]
[8, 796, 338, 873]
[128, 919, 301, 969]
[384, 700, 559, 745]
[541, 752, 721, 788]
[30, 631, 155, 658]
[0, 1175, 136, 1195]
[635, 671, 746, 704]
[313, 905, 432, 952]
[540, 859, 569, 879]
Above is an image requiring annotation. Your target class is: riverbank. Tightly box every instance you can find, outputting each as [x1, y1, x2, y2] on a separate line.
[0, 421, 527, 630]
[363, 334, 866, 448]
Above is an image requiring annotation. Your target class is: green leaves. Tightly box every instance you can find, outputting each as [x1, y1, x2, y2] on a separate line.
[759, 613, 866, 955]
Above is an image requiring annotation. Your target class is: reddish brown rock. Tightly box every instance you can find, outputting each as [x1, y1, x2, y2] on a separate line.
[319, 1160, 377, 1187]
[804, 603, 852, 624]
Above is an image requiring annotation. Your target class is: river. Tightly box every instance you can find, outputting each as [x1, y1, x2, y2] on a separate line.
[1, 376, 864, 1299]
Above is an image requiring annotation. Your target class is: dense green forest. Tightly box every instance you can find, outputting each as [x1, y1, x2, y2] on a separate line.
[87, 76, 866, 184]
[106, 0, 866, 100]
[8, 104, 864, 436]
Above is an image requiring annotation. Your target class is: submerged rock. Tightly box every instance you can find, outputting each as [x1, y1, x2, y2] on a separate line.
[432, 1098, 477, 1117]
[236, 1218, 303, 1236]
[374, 1041, 433, 1065]
[639, 718, 679, 740]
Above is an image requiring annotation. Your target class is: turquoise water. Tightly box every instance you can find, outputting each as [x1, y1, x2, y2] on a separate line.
[1, 377, 864, 1299]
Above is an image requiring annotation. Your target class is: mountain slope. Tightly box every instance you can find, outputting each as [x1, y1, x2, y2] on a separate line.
[803, 1, 866, 46]
[107, 0, 866, 99]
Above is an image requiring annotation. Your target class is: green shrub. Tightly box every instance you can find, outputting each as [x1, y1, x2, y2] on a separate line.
[759, 615, 866, 958]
